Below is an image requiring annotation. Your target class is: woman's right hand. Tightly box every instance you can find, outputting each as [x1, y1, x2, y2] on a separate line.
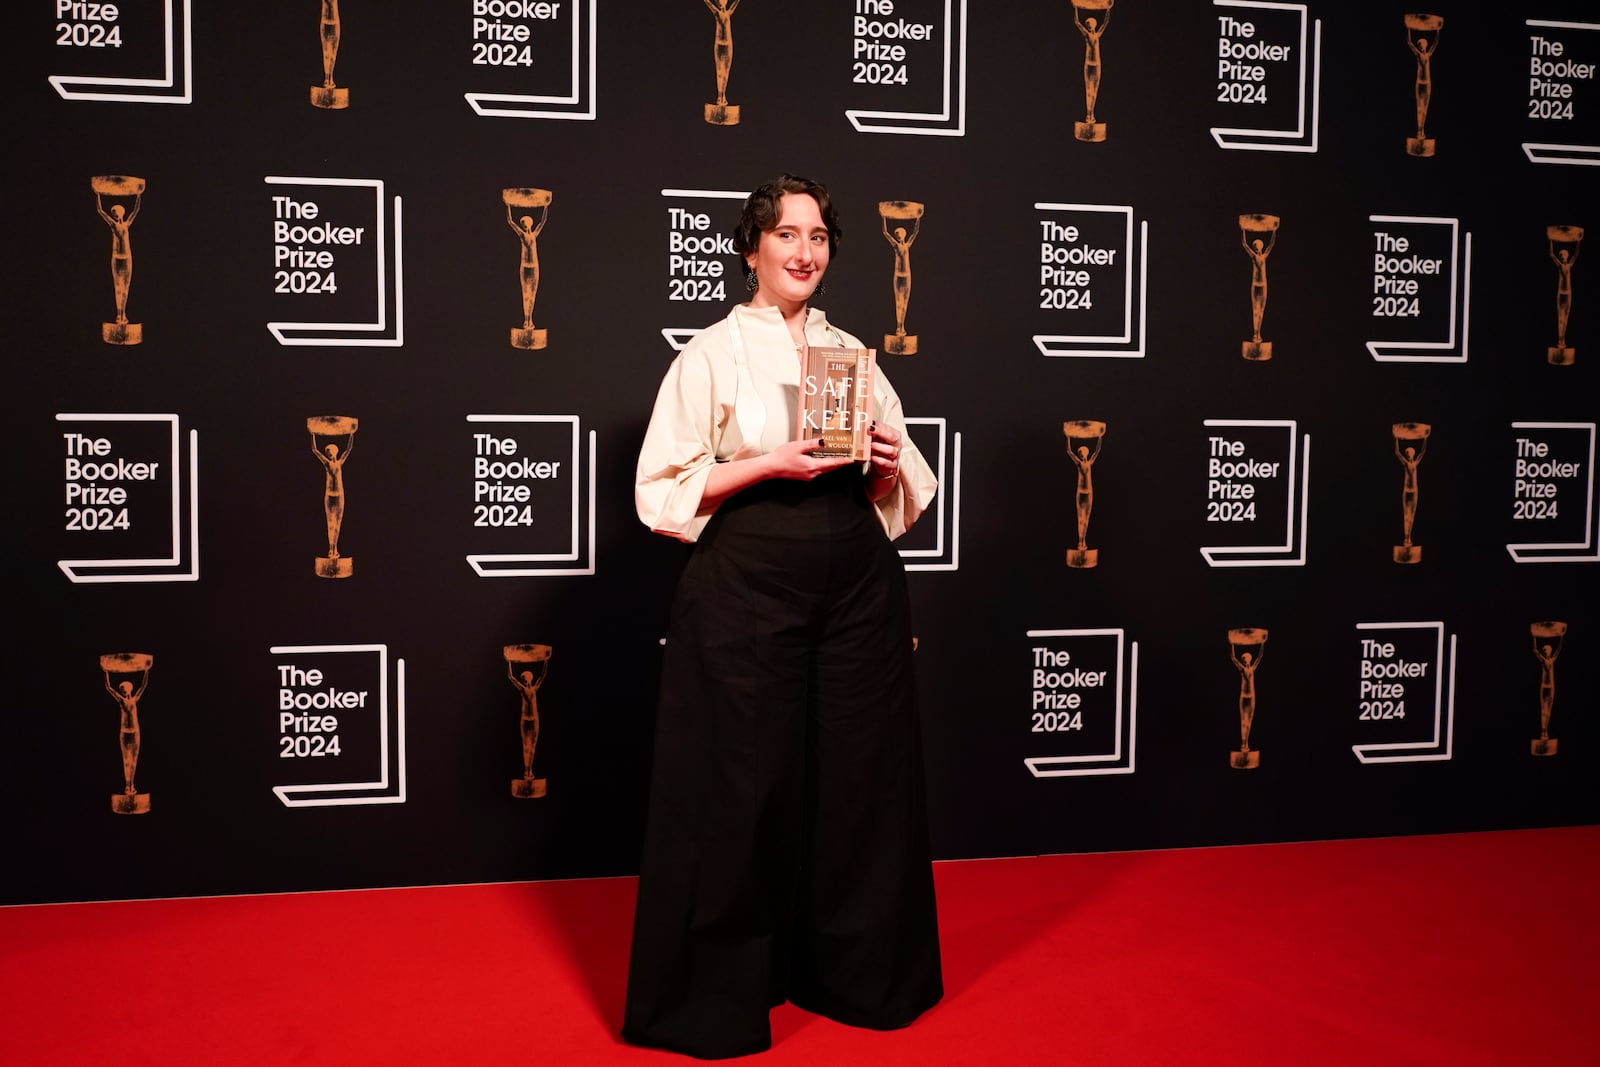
[764, 437, 855, 481]
[698, 439, 852, 515]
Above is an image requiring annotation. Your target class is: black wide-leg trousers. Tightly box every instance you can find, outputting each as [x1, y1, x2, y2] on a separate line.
[622, 472, 943, 1059]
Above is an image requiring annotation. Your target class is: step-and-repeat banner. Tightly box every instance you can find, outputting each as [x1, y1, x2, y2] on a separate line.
[7, 1, 1596, 904]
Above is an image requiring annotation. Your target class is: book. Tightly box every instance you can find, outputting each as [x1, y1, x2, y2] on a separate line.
[797, 345, 876, 460]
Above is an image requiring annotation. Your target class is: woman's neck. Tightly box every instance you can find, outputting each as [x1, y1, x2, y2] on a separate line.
[749, 297, 810, 343]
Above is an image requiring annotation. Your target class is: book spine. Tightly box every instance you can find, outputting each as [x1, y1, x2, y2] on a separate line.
[856, 349, 877, 461]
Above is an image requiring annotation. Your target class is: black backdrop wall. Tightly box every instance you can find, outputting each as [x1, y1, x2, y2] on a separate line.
[6, 0, 1596, 906]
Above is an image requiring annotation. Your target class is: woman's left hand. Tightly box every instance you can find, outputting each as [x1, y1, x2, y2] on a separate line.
[866, 420, 901, 484]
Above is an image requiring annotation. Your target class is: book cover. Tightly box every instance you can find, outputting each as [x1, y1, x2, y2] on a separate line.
[797, 345, 876, 460]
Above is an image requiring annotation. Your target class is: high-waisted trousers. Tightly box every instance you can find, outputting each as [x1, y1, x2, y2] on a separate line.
[622, 470, 943, 1059]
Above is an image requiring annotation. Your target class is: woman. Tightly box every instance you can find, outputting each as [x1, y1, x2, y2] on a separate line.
[623, 175, 943, 1058]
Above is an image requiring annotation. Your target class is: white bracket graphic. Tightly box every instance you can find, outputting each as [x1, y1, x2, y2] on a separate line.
[265, 176, 404, 347]
[465, 0, 598, 119]
[271, 645, 406, 808]
[1365, 215, 1471, 363]
[48, 0, 193, 104]
[902, 419, 961, 571]
[466, 417, 597, 577]
[1209, 1, 1322, 153]
[1032, 204, 1148, 358]
[1200, 420, 1311, 568]
[1521, 19, 1600, 166]
[846, 0, 968, 137]
[1352, 622, 1456, 764]
[1507, 421, 1600, 563]
[661, 328, 701, 352]
[56, 413, 199, 584]
[1024, 629, 1138, 777]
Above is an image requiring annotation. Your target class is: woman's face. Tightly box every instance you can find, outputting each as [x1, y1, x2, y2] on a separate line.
[746, 192, 830, 311]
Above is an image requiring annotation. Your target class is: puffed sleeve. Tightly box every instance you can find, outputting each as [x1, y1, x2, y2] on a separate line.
[635, 346, 721, 542]
[872, 371, 938, 541]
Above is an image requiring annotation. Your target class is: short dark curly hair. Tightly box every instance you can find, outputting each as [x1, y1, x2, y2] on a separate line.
[732, 175, 843, 285]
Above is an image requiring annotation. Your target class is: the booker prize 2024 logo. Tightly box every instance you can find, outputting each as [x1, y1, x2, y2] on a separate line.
[465, 1, 596, 120]
[1211, 2, 1323, 153]
[1507, 422, 1599, 563]
[466, 415, 597, 577]
[1032, 202, 1150, 358]
[1201, 420, 1311, 568]
[58, 413, 200, 583]
[1522, 19, 1600, 166]
[51, 3, 193, 104]
[1351, 622, 1458, 765]
[1024, 629, 1139, 779]
[266, 176, 404, 347]
[272, 645, 406, 807]
[848, 1, 969, 136]
[1368, 214, 1471, 363]
[661, 188, 742, 349]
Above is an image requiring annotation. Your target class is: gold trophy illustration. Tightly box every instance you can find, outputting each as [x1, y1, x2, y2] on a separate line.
[1227, 628, 1267, 769]
[1530, 622, 1565, 756]
[1391, 422, 1430, 564]
[311, 0, 349, 109]
[505, 644, 553, 797]
[1404, 14, 1442, 157]
[701, 0, 741, 125]
[1071, 0, 1114, 142]
[92, 175, 144, 346]
[880, 201, 923, 355]
[504, 188, 553, 350]
[1240, 214, 1279, 361]
[1063, 420, 1106, 568]
[308, 416, 358, 578]
[1547, 225, 1582, 366]
[102, 653, 153, 814]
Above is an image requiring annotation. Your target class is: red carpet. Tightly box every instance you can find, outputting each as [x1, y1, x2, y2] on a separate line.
[3, 827, 1595, 1065]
